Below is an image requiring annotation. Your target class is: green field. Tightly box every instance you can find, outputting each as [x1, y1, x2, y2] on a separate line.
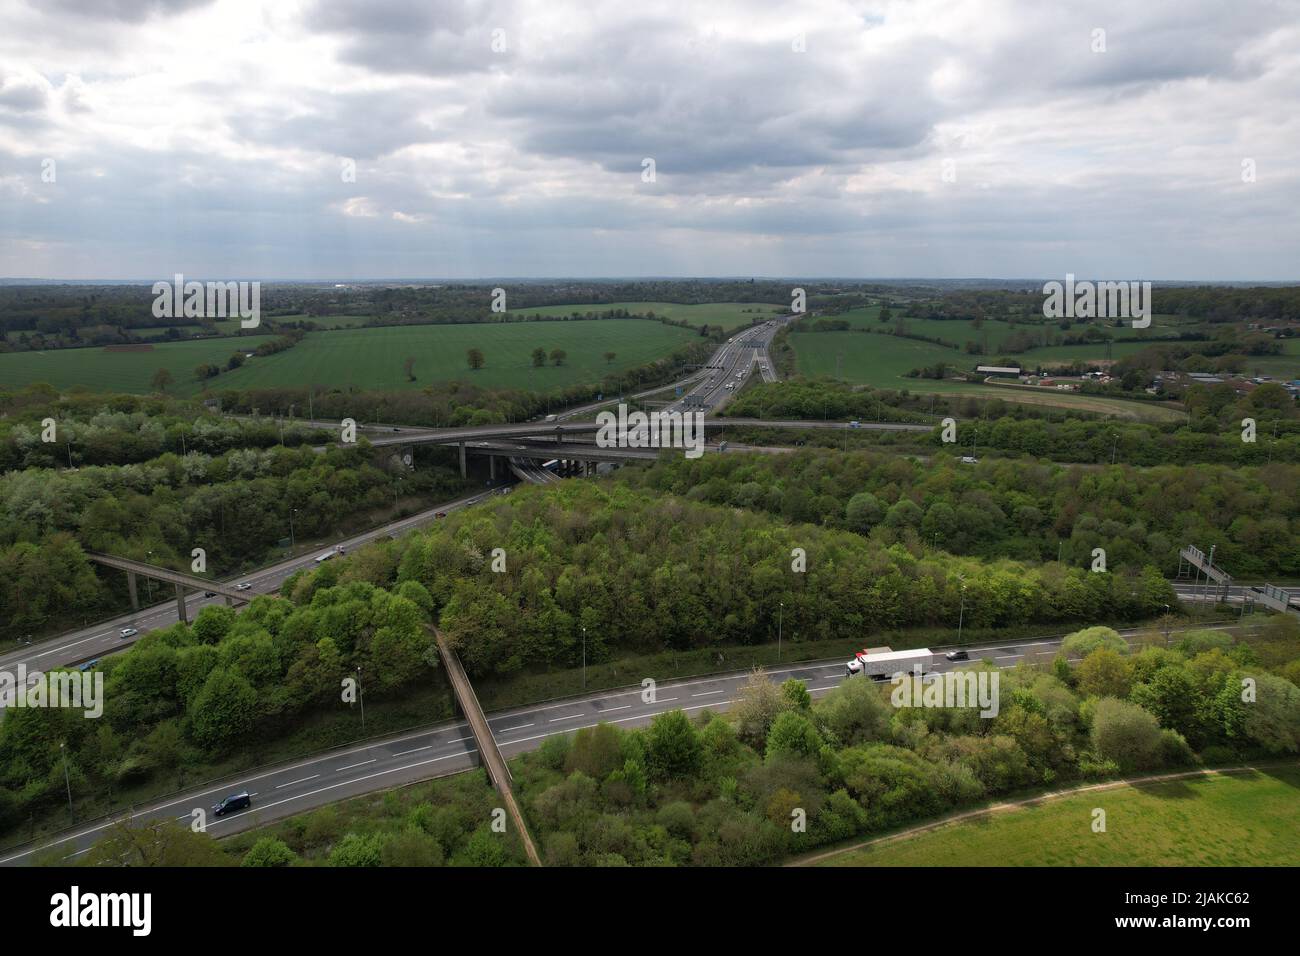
[0, 320, 699, 397]
[211, 320, 700, 393]
[832, 309, 1187, 346]
[510, 301, 782, 331]
[813, 765, 1300, 866]
[0, 336, 277, 395]
[790, 331, 1187, 420]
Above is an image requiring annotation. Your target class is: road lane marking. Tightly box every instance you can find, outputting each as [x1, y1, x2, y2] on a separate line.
[275, 775, 320, 789]
[335, 759, 377, 772]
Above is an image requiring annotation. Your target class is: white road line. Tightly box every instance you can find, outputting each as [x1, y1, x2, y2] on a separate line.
[275, 775, 320, 789]
[548, 714, 579, 722]
[495, 722, 534, 731]
[335, 759, 376, 772]
[692, 690, 724, 697]
[391, 746, 431, 757]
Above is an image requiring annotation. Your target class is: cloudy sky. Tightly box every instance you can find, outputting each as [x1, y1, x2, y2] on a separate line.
[1, 0, 1298, 280]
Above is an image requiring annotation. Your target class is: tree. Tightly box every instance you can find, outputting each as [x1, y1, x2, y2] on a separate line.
[813, 674, 892, 746]
[242, 837, 299, 867]
[604, 351, 616, 364]
[765, 710, 822, 761]
[466, 348, 485, 370]
[83, 818, 228, 867]
[1076, 647, 1134, 699]
[191, 604, 237, 646]
[150, 368, 174, 393]
[550, 348, 566, 366]
[844, 492, 884, 534]
[531, 347, 546, 367]
[1063, 626, 1128, 658]
[189, 667, 257, 748]
[328, 832, 385, 866]
[732, 669, 790, 749]
[403, 356, 416, 381]
[645, 709, 701, 780]
[1090, 697, 1163, 772]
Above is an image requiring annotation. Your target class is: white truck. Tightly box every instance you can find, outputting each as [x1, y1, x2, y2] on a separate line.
[845, 647, 933, 680]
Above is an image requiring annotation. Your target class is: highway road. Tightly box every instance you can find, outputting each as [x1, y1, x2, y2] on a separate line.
[0, 487, 510, 700]
[0, 620, 1240, 866]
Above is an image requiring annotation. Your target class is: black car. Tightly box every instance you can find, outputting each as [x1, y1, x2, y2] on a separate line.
[212, 792, 252, 817]
[945, 649, 970, 662]
[203, 590, 216, 598]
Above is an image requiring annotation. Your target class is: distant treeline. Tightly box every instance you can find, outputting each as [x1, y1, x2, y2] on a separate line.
[618, 445, 1300, 579]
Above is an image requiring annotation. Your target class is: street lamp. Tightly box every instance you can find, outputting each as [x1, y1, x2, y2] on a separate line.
[288, 509, 297, 549]
[778, 602, 784, 662]
[1162, 604, 1172, 645]
[356, 665, 365, 730]
[581, 626, 587, 690]
[957, 583, 968, 643]
[60, 742, 73, 813]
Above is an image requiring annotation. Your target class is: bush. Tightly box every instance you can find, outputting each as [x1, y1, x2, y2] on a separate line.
[327, 832, 385, 867]
[1063, 626, 1128, 658]
[1089, 698, 1163, 772]
[241, 837, 298, 867]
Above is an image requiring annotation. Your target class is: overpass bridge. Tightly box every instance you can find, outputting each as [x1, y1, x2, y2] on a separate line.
[431, 627, 541, 866]
[86, 552, 250, 625]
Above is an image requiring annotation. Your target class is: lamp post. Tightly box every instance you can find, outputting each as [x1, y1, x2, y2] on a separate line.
[957, 583, 968, 643]
[60, 742, 73, 813]
[581, 626, 587, 690]
[1111, 432, 1118, 465]
[1162, 604, 1172, 645]
[288, 509, 297, 549]
[356, 665, 365, 730]
[778, 602, 784, 662]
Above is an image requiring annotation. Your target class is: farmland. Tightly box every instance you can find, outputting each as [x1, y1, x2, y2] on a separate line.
[510, 301, 783, 331]
[812, 765, 1300, 867]
[211, 319, 700, 393]
[789, 330, 1189, 420]
[0, 335, 277, 395]
[0, 319, 699, 396]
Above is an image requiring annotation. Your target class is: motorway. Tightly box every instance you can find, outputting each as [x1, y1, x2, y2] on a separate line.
[0, 620, 1238, 866]
[0, 488, 508, 697]
[0, 318, 794, 680]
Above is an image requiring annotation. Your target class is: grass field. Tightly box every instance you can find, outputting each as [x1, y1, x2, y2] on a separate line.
[0, 320, 699, 396]
[790, 330, 1187, 420]
[212, 320, 701, 393]
[510, 301, 783, 332]
[832, 309, 1187, 345]
[812, 764, 1300, 866]
[0, 336, 277, 395]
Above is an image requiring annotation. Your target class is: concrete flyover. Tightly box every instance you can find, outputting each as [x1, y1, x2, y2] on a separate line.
[86, 552, 250, 625]
[431, 627, 541, 866]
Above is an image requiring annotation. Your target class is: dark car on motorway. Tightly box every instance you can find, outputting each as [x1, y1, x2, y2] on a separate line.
[945, 649, 969, 661]
[213, 792, 252, 817]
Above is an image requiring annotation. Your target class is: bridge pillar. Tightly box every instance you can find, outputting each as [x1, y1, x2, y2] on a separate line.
[489, 455, 496, 481]
[459, 441, 466, 478]
[175, 583, 189, 625]
[127, 571, 140, 610]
